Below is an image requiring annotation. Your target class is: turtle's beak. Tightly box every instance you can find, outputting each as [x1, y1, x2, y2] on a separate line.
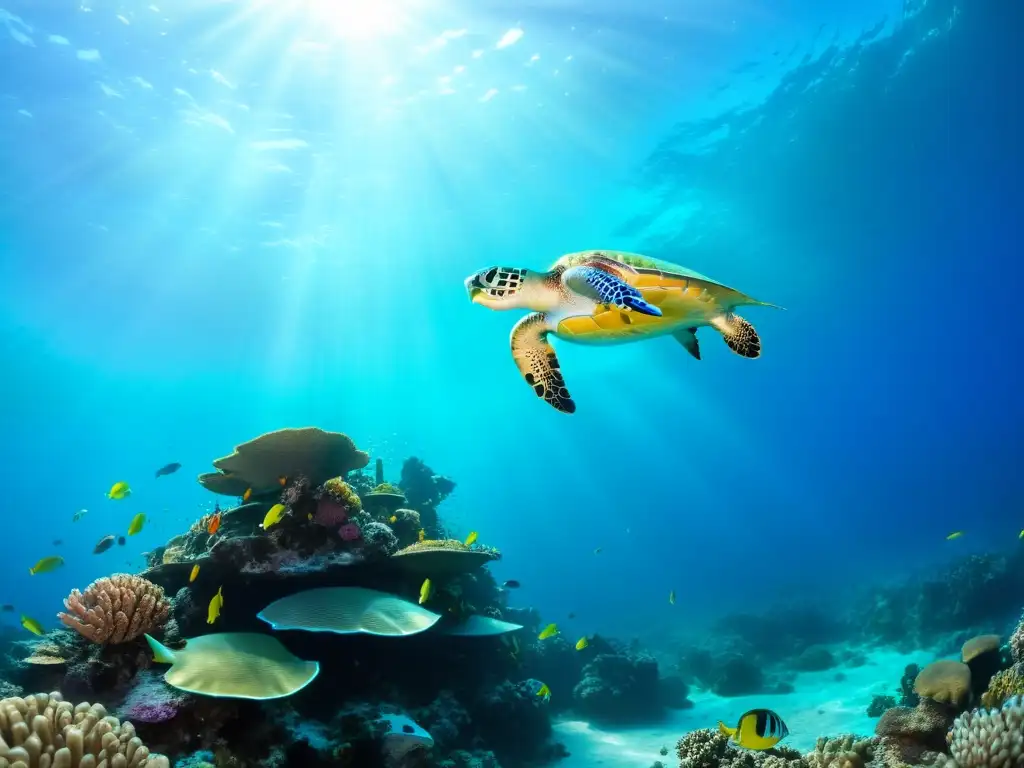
[465, 274, 485, 304]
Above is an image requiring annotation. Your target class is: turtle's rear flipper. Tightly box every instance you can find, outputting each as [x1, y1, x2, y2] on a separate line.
[673, 327, 701, 360]
[710, 313, 761, 358]
[563, 266, 662, 317]
[510, 313, 576, 414]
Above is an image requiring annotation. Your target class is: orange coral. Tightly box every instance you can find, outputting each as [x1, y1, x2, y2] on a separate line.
[58, 574, 170, 644]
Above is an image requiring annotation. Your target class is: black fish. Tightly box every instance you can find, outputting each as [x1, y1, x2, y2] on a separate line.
[155, 462, 182, 478]
[52, 539, 63, 546]
[1, 604, 13, 612]
[94, 535, 116, 554]
[117, 536, 126, 546]
[502, 580, 521, 589]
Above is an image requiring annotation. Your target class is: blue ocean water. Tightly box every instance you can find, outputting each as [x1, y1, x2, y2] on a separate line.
[0, 0, 1020, 659]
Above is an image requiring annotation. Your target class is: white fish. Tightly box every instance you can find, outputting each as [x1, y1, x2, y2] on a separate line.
[73, 508, 88, 522]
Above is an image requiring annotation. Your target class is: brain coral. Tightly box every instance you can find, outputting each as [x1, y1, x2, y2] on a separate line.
[0, 691, 169, 767]
[914, 660, 972, 706]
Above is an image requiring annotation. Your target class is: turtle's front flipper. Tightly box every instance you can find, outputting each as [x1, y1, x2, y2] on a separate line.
[710, 313, 761, 358]
[510, 313, 576, 414]
[563, 266, 662, 317]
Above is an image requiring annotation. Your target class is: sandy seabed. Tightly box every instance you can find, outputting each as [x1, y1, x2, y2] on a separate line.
[553, 648, 936, 767]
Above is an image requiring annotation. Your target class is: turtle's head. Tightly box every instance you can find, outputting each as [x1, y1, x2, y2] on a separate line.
[465, 266, 552, 311]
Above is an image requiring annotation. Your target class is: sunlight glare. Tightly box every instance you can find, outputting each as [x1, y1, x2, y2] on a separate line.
[299, 0, 419, 40]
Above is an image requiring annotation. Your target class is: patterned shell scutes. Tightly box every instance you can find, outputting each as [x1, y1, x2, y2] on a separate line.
[0, 691, 170, 767]
[58, 574, 170, 645]
[552, 250, 733, 291]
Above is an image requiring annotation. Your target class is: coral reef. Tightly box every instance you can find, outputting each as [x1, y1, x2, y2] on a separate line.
[58, 575, 170, 645]
[0, 691, 169, 767]
[944, 695, 1024, 768]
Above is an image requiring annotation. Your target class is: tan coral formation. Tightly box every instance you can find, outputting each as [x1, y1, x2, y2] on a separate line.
[961, 635, 1001, 664]
[914, 660, 972, 706]
[0, 691, 169, 767]
[198, 427, 369, 496]
[58, 575, 170, 645]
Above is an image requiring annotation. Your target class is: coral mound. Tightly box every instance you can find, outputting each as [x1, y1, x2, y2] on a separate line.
[198, 427, 369, 496]
[914, 660, 972, 706]
[0, 691, 169, 767]
[58, 575, 170, 645]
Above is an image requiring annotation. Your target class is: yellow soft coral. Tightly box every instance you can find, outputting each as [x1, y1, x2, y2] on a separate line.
[981, 666, 1024, 709]
[322, 477, 363, 513]
[0, 691, 169, 767]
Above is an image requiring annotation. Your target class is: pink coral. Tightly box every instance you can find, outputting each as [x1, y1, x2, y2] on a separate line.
[339, 522, 361, 541]
[59, 574, 170, 644]
[314, 496, 349, 527]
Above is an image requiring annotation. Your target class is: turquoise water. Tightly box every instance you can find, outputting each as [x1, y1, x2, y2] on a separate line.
[1, 0, 1020, 669]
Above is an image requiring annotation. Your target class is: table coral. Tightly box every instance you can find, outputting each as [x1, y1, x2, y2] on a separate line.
[0, 691, 169, 767]
[58, 574, 170, 645]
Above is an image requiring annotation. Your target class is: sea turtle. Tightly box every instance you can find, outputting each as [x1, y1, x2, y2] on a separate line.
[464, 250, 780, 414]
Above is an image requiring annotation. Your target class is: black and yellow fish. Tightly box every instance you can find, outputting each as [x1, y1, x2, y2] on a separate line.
[718, 709, 789, 751]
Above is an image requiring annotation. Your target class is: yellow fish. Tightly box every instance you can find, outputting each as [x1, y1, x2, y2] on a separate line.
[189, 564, 200, 583]
[538, 623, 559, 640]
[418, 528, 426, 542]
[575, 637, 589, 651]
[947, 531, 965, 541]
[308, 513, 313, 521]
[464, 531, 478, 547]
[419, 578, 433, 605]
[536, 682, 551, 699]
[389, 515, 397, 524]
[207, 586, 224, 624]
[260, 503, 287, 530]
[107, 481, 131, 500]
[719, 709, 789, 751]
[20, 615, 44, 635]
[29, 556, 64, 575]
[669, 590, 676, 605]
[127, 513, 146, 536]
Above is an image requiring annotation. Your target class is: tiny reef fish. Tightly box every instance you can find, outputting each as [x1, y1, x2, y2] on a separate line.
[575, 637, 589, 651]
[20, 615, 44, 636]
[389, 515, 397, 524]
[418, 528, 426, 542]
[947, 531, 965, 541]
[243, 488, 253, 502]
[189, 564, 200, 583]
[719, 709, 789, 751]
[107, 482, 131, 500]
[155, 462, 181, 478]
[52, 539, 62, 546]
[464, 531, 478, 547]
[117, 536, 126, 546]
[419, 578, 433, 605]
[127, 513, 146, 536]
[278, 476, 288, 486]
[73, 509, 88, 522]
[207, 512, 222, 535]
[260, 504, 287, 530]
[669, 590, 676, 605]
[207, 586, 224, 624]
[593, 547, 602, 555]
[29, 556, 64, 575]
[1, 604, 14, 612]
[538, 623, 559, 640]
[94, 535, 116, 554]
[502, 580, 521, 589]
[536, 682, 551, 699]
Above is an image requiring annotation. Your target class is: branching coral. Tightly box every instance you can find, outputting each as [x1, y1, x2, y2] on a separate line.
[58, 575, 170, 645]
[945, 695, 1024, 767]
[0, 691, 169, 767]
[806, 735, 873, 768]
[675, 729, 731, 768]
